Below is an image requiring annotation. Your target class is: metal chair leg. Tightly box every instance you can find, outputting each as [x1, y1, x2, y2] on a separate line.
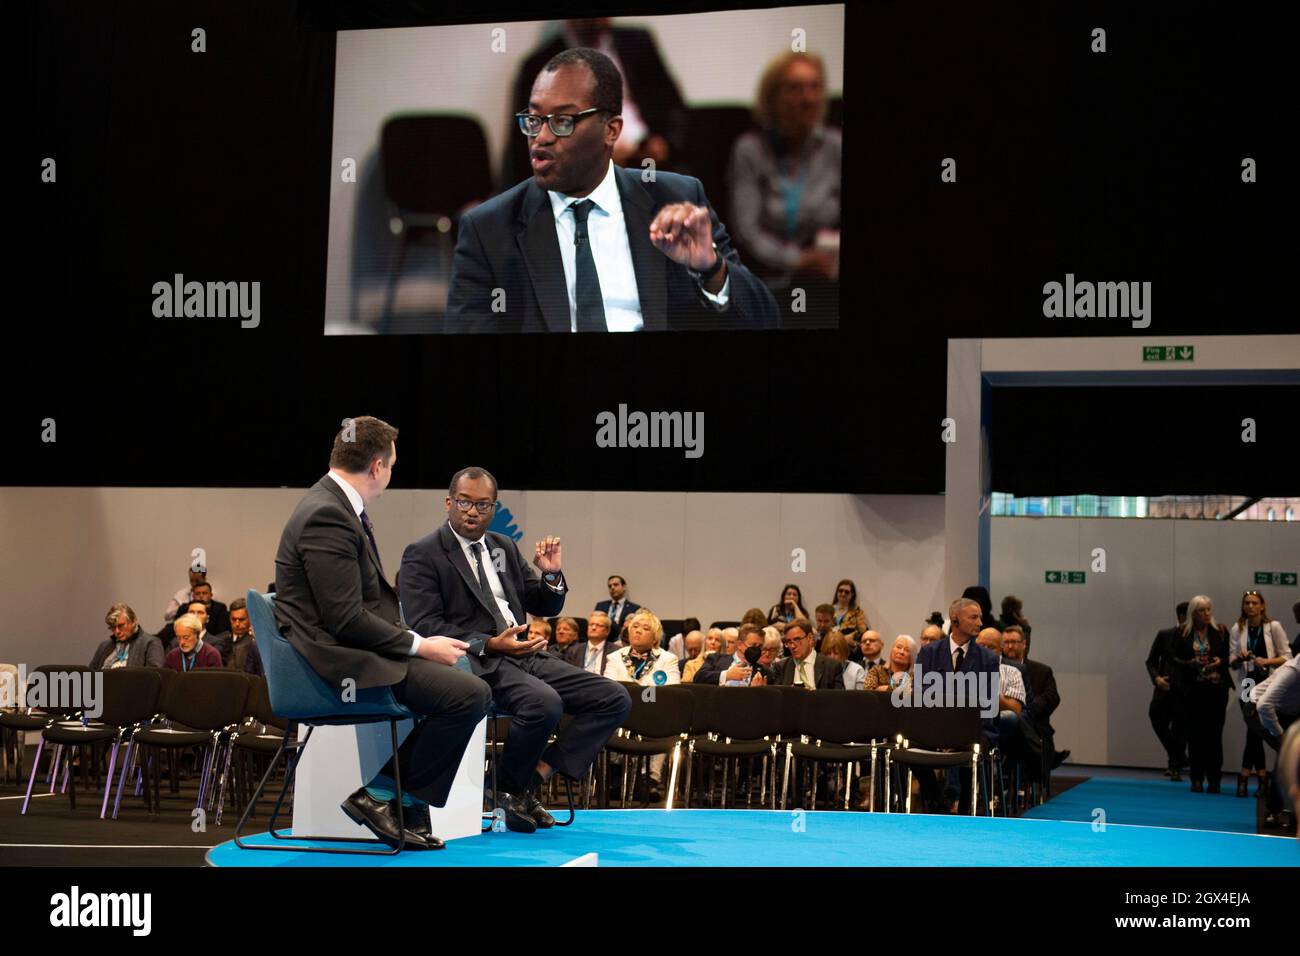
[20, 737, 44, 814]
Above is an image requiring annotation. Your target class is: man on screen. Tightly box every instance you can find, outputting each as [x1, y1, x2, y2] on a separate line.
[448, 47, 778, 332]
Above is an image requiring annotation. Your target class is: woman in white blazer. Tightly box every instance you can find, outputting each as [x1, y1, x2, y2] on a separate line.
[605, 610, 681, 686]
[1229, 590, 1292, 796]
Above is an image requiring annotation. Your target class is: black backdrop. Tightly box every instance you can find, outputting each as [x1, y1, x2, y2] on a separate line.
[14, 0, 1297, 496]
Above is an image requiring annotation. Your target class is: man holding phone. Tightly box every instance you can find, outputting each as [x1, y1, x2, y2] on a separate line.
[399, 466, 631, 832]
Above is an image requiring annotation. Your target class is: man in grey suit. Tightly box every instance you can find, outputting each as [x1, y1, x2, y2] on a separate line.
[272, 416, 497, 850]
[563, 610, 622, 675]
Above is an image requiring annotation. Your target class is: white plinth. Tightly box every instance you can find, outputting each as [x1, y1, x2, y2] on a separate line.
[291, 716, 486, 842]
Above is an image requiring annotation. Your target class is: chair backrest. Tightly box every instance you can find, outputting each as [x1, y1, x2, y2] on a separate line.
[773, 685, 809, 738]
[658, 620, 686, 648]
[96, 669, 162, 728]
[700, 686, 784, 740]
[25, 664, 95, 718]
[617, 683, 693, 739]
[381, 114, 493, 218]
[159, 671, 250, 732]
[798, 691, 891, 745]
[898, 704, 984, 750]
[242, 674, 287, 730]
[680, 682, 720, 735]
[245, 589, 410, 722]
[709, 620, 741, 631]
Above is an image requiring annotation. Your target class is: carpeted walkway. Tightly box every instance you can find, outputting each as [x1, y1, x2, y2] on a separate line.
[1022, 775, 1259, 834]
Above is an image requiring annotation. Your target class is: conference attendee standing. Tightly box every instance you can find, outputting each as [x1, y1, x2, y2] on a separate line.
[448, 47, 777, 332]
[595, 575, 640, 636]
[1146, 602, 1189, 779]
[90, 604, 164, 670]
[1229, 590, 1292, 796]
[1169, 595, 1231, 793]
[399, 466, 631, 833]
[273, 417, 493, 850]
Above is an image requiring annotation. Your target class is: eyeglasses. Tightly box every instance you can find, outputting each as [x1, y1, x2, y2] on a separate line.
[452, 497, 495, 515]
[516, 108, 604, 137]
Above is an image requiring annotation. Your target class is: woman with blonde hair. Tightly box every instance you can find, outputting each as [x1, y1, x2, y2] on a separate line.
[1170, 595, 1231, 793]
[864, 635, 918, 693]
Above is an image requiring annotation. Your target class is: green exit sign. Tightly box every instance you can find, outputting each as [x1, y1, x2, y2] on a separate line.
[1142, 345, 1194, 362]
[1254, 571, 1298, 586]
[1045, 570, 1086, 584]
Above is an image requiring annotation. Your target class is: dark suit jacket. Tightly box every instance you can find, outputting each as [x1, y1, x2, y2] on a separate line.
[273, 476, 414, 691]
[594, 599, 641, 634]
[1169, 624, 1231, 695]
[916, 637, 1002, 745]
[1022, 658, 1060, 734]
[692, 650, 738, 685]
[157, 601, 230, 648]
[89, 627, 164, 670]
[502, 27, 689, 192]
[448, 165, 778, 332]
[1146, 625, 1182, 698]
[563, 639, 623, 675]
[770, 653, 844, 690]
[399, 523, 568, 677]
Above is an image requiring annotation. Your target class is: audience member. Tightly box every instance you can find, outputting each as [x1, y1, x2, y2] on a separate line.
[226, 597, 257, 671]
[1229, 590, 1292, 797]
[919, 624, 943, 646]
[552, 617, 581, 654]
[767, 584, 811, 625]
[829, 579, 867, 639]
[163, 564, 210, 624]
[813, 604, 835, 649]
[998, 595, 1032, 650]
[728, 51, 841, 302]
[723, 626, 741, 656]
[527, 618, 553, 646]
[679, 630, 704, 677]
[565, 610, 622, 676]
[666, 616, 701, 658]
[594, 575, 640, 636]
[244, 638, 265, 677]
[864, 635, 917, 692]
[770, 618, 843, 689]
[857, 630, 886, 671]
[976, 627, 1028, 758]
[759, 630, 783, 671]
[820, 631, 863, 690]
[740, 607, 768, 631]
[164, 613, 223, 671]
[605, 610, 680, 686]
[1170, 595, 1231, 793]
[1146, 601, 1189, 778]
[682, 627, 720, 684]
[695, 623, 763, 686]
[1003, 624, 1067, 768]
[90, 603, 164, 670]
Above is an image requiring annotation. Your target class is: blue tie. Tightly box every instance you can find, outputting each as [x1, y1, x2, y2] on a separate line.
[569, 200, 607, 332]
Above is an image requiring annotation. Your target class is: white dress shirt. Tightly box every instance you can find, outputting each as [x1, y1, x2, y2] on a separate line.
[793, 649, 819, 687]
[325, 470, 423, 657]
[947, 636, 971, 670]
[582, 639, 609, 675]
[547, 160, 729, 332]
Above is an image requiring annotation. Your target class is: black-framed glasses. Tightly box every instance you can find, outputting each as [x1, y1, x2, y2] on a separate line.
[452, 497, 495, 515]
[516, 108, 604, 137]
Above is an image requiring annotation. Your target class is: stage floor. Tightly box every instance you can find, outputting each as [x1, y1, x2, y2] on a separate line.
[206, 808, 1299, 868]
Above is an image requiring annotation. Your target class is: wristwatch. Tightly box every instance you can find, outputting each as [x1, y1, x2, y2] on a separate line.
[542, 571, 563, 585]
[687, 242, 725, 283]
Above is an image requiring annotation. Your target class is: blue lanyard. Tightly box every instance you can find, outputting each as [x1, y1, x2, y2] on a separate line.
[778, 159, 808, 240]
[182, 651, 196, 672]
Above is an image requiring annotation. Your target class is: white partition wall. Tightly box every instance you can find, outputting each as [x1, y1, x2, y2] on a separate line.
[991, 516, 1299, 768]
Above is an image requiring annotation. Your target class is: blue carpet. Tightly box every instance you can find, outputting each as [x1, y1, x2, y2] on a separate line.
[206, 809, 1299, 867]
[1023, 777, 1259, 834]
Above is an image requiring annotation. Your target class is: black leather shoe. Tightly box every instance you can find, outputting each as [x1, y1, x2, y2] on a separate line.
[340, 787, 429, 850]
[1236, 774, 1248, 797]
[496, 791, 537, 833]
[392, 801, 444, 849]
[524, 789, 555, 828]
[1050, 749, 1070, 769]
[1190, 780, 1204, 793]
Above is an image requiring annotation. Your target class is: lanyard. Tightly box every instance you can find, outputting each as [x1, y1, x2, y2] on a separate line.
[770, 131, 809, 240]
[182, 650, 196, 672]
[630, 653, 652, 680]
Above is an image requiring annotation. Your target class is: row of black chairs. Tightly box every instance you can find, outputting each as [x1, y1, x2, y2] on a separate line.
[5, 665, 1019, 824]
[4, 665, 284, 825]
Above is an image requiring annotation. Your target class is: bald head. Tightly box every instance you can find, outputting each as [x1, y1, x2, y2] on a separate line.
[920, 624, 943, 645]
[976, 627, 1002, 654]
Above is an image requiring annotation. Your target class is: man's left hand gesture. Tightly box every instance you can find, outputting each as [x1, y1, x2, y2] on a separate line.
[649, 203, 717, 270]
[534, 536, 562, 574]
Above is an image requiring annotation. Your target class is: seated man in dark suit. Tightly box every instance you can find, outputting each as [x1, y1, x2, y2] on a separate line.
[1003, 624, 1067, 769]
[564, 610, 622, 675]
[914, 597, 1002, 812]
[274, 417, 494, 850]
[449, 47, 777, 333]
[400, 466, 632, 833]
[694, 623, 764, 685]
[768, 618, 844, 689]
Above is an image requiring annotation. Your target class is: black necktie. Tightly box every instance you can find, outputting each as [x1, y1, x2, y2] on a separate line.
[953, 645, 965, 671]
[359, 511, 383, 575]
[569, 199, 607, 332]
[470, 542, 509, 633]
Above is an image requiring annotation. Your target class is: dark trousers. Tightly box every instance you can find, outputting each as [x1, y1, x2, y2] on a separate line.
[1183, 683, 1229, 787]
[1240, 699, 1268, 771]
[1149, 692, 1186, 769]
[484, 651, 631, 790]
[379, 658, 493, 807]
